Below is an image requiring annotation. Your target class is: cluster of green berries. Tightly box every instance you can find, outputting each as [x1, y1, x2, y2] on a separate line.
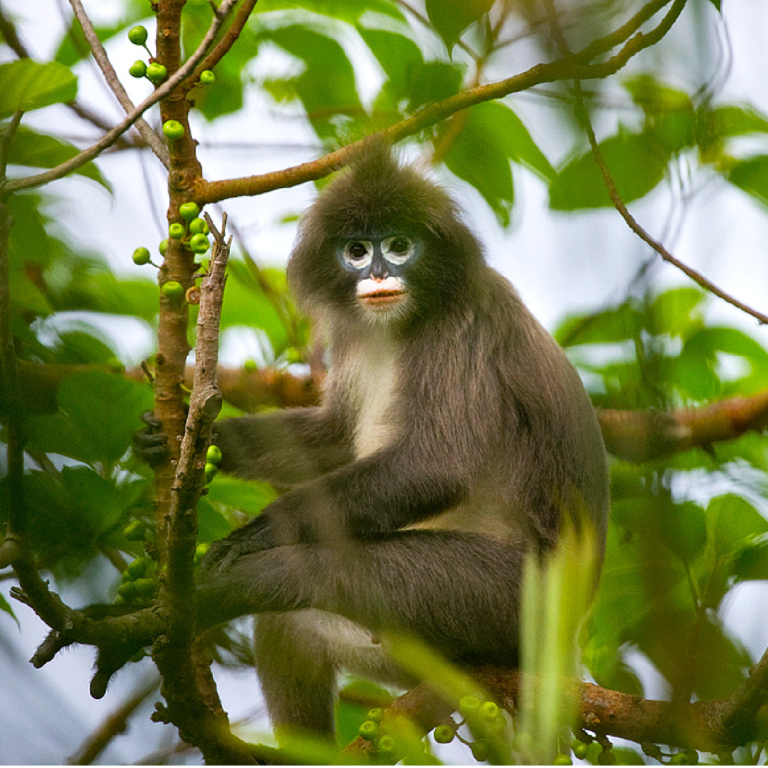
[133, 201, 212, 303]
[205, 443, 222, 483]
[116, 556, 157, 606]
[127, 25, 214, 91]
[458, 695, 506, 739]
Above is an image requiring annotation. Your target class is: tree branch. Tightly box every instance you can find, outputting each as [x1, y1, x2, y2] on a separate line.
[67, 0, 169, 168]
[195, 0, 681, 204]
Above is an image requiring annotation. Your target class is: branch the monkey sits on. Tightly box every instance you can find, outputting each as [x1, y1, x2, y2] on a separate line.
[142, 142, 610, 737]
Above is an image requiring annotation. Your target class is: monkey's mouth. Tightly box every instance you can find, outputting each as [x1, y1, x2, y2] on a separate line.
[357, 277, 408, 309]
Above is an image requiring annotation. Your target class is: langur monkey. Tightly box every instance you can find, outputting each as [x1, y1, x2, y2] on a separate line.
[153, 143, 610, 736]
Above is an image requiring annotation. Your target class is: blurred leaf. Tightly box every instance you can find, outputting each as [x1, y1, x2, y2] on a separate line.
[9, 270, 52, 315]
[0, 592, 17, 623]
[443, 106, 515, 227]
[26, 370, 153, 464]
[197, 497, 238, 542]
[705, 104, 768, 139]
[357, 26, 424, 99]
[256, 0, 404, 22]
[205, 476, 277, 516]
[425, 0, 494, 48]
[727, 155, 768, 207]
[183, 0, 255, 120]
[222, 260, 291, 352]
[0, 60, 77, 119]
[648, 288, 705, 336]
[49, 271, 159, 322]
[262, 25, 363, 141]
[706, 494, 768, 558]
[555, 303, 643, 347]
[550, 129, 670, 210]
[7, 126, 109, 189]
[407, 60, 464, 111]
[733, 539, 768, 581]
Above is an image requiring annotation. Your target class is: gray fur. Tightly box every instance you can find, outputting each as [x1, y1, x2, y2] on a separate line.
[200, 145, 610, 737]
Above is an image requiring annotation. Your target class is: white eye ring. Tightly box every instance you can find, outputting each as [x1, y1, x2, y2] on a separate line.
[382, 236, 414, 265]
[343, 240, 373, 268]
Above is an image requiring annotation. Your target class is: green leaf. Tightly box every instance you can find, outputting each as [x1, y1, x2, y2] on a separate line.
[262, 25, 363, 141]
[26, 370, 153, 464]
[406, 60, 463, 111]
[705, 105, 768, 140]
[549, 129, 670, 210]
[357, 26, 424, 94]
[648, 288, 705, 336]
[727, 155, 768, 207]
[255, 0, 404, 22]
[0, 60, 77, 119]
[443, 105, 516, 227]
[555, 303, 643, 347]
[707, 0, 722, 11]
[197, 497, 238, 543]
[0, 591, 17, 623]
[707, 494, 768, 559]
[205, 476, 277, 516]
[6, 126, 109, 189]
[425, 0, 494, 48]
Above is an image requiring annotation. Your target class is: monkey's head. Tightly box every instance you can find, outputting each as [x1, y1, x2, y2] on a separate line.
[288, 142, 485, 330]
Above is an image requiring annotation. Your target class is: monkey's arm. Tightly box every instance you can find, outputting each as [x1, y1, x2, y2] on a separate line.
[213, 407, 353, 486]
[201, 443, 469, 571]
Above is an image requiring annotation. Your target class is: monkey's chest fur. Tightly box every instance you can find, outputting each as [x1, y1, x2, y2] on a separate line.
[339, 334, 401, 459]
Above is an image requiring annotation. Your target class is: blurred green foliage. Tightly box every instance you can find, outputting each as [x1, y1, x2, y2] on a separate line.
[2, 0, 768, 763]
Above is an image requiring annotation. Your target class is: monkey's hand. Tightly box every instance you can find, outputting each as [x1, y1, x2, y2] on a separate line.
[198, 515, 277, 575]
[132, 411, 169, 467]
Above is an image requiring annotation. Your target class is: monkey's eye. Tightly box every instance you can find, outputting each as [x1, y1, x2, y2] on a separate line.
[382, 236, 414, 265]
[342, 240, 373, 268]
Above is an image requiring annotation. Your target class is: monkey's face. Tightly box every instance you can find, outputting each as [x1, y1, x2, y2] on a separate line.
[337, 234, 422, 321]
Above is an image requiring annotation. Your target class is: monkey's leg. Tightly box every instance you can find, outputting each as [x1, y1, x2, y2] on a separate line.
[254, 613, 336, 737]
[198, 531, 524, 664]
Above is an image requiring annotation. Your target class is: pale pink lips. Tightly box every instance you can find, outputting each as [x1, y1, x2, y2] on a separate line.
[357, 277, 407, 307]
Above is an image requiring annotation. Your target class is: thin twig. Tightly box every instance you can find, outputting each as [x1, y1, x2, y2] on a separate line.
[1, 0, 241, 194]
[68, 0, 169, 168]
[0, 112, 23, 179]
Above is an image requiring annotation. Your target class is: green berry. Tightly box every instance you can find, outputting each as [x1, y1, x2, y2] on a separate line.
[189, 233, 210, 254]
[573, 741, 589, 760]
[168, 222, 185, 240]
[200, 69, 215, 85]
[243, 358, 258, 372]
[433, 725, 454, 744]
[470, 741, 490, 762]
[162, 280, 184, 299]
[554, 755, 573, 766]
[206, 444, 223, 465]
[126, 557, 148, 579]
[358, 720, 379, 741]
[458, 694, 482, 719]
[129, 60, 147, 78]
[179, 201, 200, 221]
[597, 748, 616, 766]
[159, 238, 168, 255]
[285, 346, 302, 364]
[377, 735, 396, 755]
[478, 701, 499, 722]
[132, 246, 151, 265]
[204, 462, 218, 482]
[145, 62, 167, 85]
[162, 120, 185, 140]
[117, 580, 137, 600]
[671, 754, 690, 766]
[134, 577, 157, 599]
[124, 520, 146, 541]
[128, 26, 148, 46]
[195, 542, 210, 560]
[188, 217, 209, 235]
